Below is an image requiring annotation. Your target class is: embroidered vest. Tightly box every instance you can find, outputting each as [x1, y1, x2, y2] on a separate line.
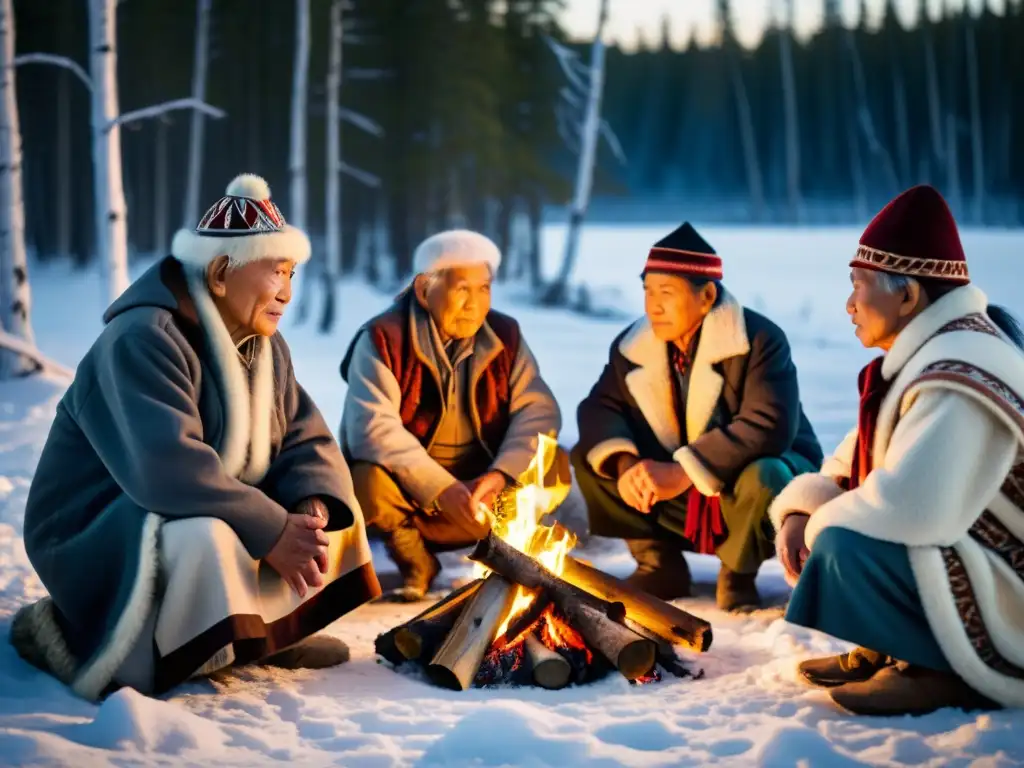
[343, 292, 521, 454]
[908, 313, 1024, 680]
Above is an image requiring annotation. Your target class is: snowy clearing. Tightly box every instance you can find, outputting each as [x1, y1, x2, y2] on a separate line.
[1, 225, 1022, 766]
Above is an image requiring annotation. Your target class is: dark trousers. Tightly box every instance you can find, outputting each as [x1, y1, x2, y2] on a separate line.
[571, 446, 816, 574]
[786, 527, 951, 672]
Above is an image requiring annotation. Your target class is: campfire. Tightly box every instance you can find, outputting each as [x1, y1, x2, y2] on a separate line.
[375, 436, 713, 690]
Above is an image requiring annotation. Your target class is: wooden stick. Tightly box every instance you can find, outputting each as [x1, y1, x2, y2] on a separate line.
[469, 533, 655, 680]
[394, 579, 484, 661]
[373, 578, 483, 665]
[561, 556, 713, 652]
[426, 574, 516, 691]
[524, 634, 571, 690]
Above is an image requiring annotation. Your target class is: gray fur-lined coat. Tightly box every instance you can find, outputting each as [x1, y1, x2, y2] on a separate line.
[15, 257, 373, 700]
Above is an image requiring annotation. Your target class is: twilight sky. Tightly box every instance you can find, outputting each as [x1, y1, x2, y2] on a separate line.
[559, 0, 1002, 49]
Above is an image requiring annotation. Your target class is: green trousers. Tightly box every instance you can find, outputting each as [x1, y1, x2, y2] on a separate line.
[571, 446, 817, 574]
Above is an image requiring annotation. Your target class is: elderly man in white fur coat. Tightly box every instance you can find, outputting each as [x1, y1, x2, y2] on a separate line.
[11, 175, 380, 701]
[770, 184, 1024, 716]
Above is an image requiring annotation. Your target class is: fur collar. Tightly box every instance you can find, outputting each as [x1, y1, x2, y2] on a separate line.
[618, 289, 749, 451]
[185, 270, 275, 483]
[882, 284, 988, 380]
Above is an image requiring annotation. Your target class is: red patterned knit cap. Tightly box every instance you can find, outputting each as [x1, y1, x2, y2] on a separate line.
[851, 184, 969, 284]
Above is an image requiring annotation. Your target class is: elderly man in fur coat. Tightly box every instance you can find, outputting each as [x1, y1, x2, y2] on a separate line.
[572, 223, 823, 612]
[11, 174, 380, 701]
[771, 185, 1024, 716]
[340, 230, 561, 601]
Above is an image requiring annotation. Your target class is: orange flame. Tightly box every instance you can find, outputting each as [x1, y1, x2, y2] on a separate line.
[472, 434, 575, 637]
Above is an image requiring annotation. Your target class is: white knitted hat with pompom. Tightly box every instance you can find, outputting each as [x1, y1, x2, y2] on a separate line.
[171, 173, 311, 268]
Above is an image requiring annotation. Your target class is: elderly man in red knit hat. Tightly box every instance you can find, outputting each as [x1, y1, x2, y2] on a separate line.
[340, 230, 561, 601]
[771, 184, 1024, 715]
[572, 222, 823, 612]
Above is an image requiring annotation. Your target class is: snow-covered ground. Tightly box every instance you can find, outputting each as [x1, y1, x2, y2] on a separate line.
[1, 225, 1023, 766]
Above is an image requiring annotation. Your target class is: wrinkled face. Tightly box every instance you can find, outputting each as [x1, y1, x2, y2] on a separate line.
[415, 264, 492, 340]
[208, 256, 295, 339]
[846, 267, 916, 350]
[643, 272, 715, 343]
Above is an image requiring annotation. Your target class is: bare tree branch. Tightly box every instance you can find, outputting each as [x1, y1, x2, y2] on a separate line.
[600, 119, 626, 165]
[338, 161, 380, 188]
[111, 98, 225, 128]
[13, 53, 92, 91]
[340, 107, 384, 137]
[543, 36, 588, 92]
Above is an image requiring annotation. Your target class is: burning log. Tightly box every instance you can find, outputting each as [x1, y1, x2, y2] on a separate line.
[494, 591, 551, 647]
[470, 533, 656, 680]
[524, 633, 571, 690]
[394, 579, 483, 661]
[427, 574, 516, 691]
[374, 578, 483, 664]
[561, 556, 713, 652]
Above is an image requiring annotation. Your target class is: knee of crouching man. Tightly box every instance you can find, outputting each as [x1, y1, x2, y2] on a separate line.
[736, 457, 794, 498]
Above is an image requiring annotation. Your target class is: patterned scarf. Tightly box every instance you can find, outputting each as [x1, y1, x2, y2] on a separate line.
[845, 356, 892, 491]
[670, 337, 726, 554]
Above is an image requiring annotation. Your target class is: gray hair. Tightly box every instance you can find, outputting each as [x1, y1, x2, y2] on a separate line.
[875, 271, 915, 295]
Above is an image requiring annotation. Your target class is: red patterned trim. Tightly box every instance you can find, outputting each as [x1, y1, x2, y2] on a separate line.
[936, 314, 1001, 338]
[1003, 462, 1024, 510]
[851, 244, 970, 282]
[911, 360, 1024, 435]
[942, 547, 1024, 679]
[970, 511, 1024, 580]
[645, 249, 723, 279]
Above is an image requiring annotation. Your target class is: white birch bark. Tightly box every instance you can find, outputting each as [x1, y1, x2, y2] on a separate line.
[290, 0, 310, 232]
[0, 0, 35, 376]
[183, 0, 212, 228]
[546, 0, 608, 304]
[324, 0, 342, 285]
[320, 0, 343, 332]
[90, 0, 130, 302]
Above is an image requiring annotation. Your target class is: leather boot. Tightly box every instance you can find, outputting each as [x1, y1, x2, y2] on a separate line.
[829, 662, 1000, 716]
[625, 539, 692, 600]
[262, 635, 350, 670]
[379, 524, 441, 603]
[798, 647, 894, 688]
[716, 564, 761, 612]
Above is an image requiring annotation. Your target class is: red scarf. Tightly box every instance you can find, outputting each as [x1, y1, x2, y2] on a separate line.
[844, 356, 892, 491]
[683, 491, 725, 555]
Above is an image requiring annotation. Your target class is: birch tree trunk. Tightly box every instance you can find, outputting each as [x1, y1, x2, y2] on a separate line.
[778, 1, 801, 222]
[964, 14, 985, 223]
[90, 0, 130, 302]
[290, 0, 309, 232]
[183, 0, 212, 228]
[0, 0, 36, 376]
[543, 0, 608, 306]
[320, 0, 342, 334]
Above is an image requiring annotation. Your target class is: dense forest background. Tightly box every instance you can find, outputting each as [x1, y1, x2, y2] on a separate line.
[13, 0, 1023, 280]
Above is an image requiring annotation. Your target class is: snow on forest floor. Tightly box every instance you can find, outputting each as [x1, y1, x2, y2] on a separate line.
[0, 225, 1023, 766]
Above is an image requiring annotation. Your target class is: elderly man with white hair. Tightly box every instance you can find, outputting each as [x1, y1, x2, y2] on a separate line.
[340, 230, 561, 601]
[12, 174, 379, 701]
